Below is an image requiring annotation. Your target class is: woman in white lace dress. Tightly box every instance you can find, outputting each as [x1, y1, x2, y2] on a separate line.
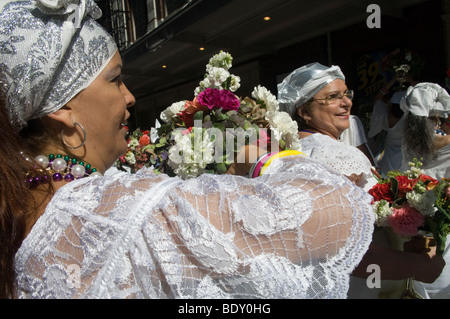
[277, 64, 445, 298]
[0, 0, 380, 299]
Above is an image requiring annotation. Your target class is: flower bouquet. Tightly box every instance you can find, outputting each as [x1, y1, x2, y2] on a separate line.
[117, 51, 302, 179]
[369, 159, 450, 254]
[116, 128, 171, 174]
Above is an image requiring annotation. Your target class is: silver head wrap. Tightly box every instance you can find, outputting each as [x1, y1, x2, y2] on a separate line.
[0, 0, 117, 130]
[277, 62, 345, 118]
[400, 82, 450, 118]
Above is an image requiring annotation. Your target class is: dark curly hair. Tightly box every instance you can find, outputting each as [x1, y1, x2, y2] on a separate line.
[0, 100, 54, 298]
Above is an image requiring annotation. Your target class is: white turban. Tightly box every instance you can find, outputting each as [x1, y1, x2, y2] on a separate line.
[0, 0, 117, 130]
[277, 62, 345, 118]
[400, 82, 450, 118]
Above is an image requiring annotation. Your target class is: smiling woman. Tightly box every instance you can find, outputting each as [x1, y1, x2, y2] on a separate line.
[277, 62, 376, 191]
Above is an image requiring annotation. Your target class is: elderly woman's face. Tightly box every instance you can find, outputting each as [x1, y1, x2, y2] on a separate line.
[66, 52, 136, 172]
[298, 79, 352, 138]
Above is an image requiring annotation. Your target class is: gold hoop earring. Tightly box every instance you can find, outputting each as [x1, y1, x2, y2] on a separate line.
[61, 121, 86, 150]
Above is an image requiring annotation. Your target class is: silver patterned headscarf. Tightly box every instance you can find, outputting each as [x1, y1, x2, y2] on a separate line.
[0, 0, 117, 130]
[277, 62, 345, 118]
[400, 82, 450, 118]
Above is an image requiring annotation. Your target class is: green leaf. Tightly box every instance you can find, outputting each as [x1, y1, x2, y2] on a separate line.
[390, 177, 399, 198]
[212, 123, 226, 131]
[243, 120, 252, 130]
[214, 162, 228, 174]
[194, 111, 204, 122]
[222, 76, 232, 90]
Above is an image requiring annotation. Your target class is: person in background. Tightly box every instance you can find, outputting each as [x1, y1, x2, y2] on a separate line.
[400, 83, 450, 299]
[278, 64, 445, 299]
[340, 114, 376, 166]
[0, 0, 377, 299]
[368, 90, 407, 176]
[400, 83, 450, 180]
[368, 71, 416, 176]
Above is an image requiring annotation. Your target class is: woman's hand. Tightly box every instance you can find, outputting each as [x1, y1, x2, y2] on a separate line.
[345, 173, 363, 185]
[226, 144, 268, 176]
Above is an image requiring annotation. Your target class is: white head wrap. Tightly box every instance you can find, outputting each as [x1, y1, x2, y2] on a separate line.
[0, 0, 117, 130]
[277, 62, 345, 118]
[400, 82, 450, 118]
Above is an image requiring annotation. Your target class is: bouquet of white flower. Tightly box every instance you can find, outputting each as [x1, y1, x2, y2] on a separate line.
[118, 51, 302, 179]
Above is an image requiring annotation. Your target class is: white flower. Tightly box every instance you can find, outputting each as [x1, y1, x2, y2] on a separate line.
[284, 132, 303, 152]
[228, 75, 241, 92]
[373, 200, 393, 227]
[406, 190, 437, 216]
[124, 151, 136, 165]
[266, 111, 298, 141]
[404, 161, 424, 178]
[128, 137, 139, 151]
[206, 51, 233, 71]
[167, 128, 215, 179]
[206, 67, 230, 88]
[252, 85, 279, 113]
[160, 101, 186, 123]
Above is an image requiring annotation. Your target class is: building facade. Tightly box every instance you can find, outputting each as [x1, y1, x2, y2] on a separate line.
[98, 0, 450, 131]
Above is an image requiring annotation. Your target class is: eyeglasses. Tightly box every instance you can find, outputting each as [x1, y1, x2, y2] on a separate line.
[309, 90, 354, 105]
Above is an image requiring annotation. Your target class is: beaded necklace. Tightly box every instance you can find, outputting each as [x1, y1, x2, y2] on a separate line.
[25, 154, 102, 188]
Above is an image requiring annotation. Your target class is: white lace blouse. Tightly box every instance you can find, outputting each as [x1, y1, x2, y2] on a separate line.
[300, 133, 377, 191]
[15, 156, 374, 299]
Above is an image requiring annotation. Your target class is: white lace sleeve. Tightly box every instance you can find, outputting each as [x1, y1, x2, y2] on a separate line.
[15, 156, 374, 299]
[301, 134, 377, 191]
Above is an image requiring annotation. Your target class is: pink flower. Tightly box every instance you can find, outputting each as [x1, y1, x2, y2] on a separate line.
[197, 88, 240, 111]
[387, 204, 425, 237]
[252, 128, 271, 148]
[445, 186, 450, 197]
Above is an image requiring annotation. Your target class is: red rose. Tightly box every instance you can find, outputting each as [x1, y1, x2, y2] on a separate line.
[395, 176, 417, 197]
[418, 174, 439, 190]
[369, 182, 394, 202]
[139, 134, 150, 146]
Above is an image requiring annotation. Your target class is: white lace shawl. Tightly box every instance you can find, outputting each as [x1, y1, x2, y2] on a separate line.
[15, 156, 374, 299]
[300, 134, 377, 191]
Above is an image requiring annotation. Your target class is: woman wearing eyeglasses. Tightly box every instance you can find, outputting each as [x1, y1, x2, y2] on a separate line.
[277, 63, 445, 299]
[278, 63, 376, 191]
